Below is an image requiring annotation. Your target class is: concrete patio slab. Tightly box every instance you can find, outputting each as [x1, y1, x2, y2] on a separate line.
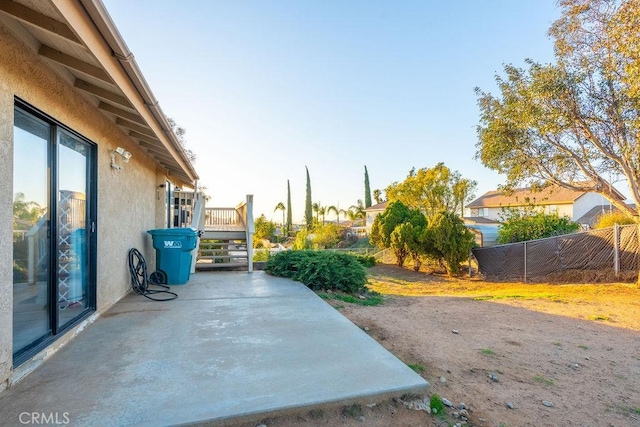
[0, 272, 429, 426]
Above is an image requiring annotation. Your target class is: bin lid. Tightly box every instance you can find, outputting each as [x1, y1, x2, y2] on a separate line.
[147, 227, 198, 236]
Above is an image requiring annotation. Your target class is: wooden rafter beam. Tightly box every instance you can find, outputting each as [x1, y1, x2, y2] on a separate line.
[0, 1, 80, 44]
[129, 130, 161, 146]
[98, 102, 145, 125]
[74, 79, 132, 108]
[115, 117, 154, 138]
[38, 45, 111, 83]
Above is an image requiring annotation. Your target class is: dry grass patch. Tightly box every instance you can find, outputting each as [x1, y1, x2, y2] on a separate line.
[367, 264, 640, 331]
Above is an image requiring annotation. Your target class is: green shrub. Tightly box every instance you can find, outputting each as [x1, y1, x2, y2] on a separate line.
[498, 209, 580, 243]
[594, 211, 636, 229]
[354, 254, 376, 268]
[265, 250, 367, 293]
[253, 248, 270, 262]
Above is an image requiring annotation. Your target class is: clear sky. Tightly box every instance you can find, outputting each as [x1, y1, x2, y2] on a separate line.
[102, 0, 561, 223]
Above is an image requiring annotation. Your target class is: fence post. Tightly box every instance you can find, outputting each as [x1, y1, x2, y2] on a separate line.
[614, 223, 620, 277]
[523, 241, 527, 283]
[468, 250, 472, 278]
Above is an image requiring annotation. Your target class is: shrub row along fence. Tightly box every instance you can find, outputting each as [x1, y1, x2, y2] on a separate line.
[471, 224, 640, 282]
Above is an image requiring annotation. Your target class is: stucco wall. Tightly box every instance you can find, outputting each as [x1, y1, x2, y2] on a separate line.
[574, 192, 611, 221]
[0, 23, 177, 387]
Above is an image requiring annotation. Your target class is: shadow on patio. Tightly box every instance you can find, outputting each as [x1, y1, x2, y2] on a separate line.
[0, 272, 428, 426]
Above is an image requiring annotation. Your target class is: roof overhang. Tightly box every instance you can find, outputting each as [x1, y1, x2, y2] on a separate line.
[0, 0, 198, 185]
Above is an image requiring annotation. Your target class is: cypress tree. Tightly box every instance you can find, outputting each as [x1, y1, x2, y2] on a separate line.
[286, 179, 292, 235]
[364, 165, 372, 208]
[305, 166, 313, 228]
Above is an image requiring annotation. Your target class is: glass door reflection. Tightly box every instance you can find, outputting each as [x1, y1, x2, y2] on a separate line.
[12, 110, 51, 355]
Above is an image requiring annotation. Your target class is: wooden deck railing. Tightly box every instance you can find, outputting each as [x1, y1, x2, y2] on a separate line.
[204, 207, 244, 228]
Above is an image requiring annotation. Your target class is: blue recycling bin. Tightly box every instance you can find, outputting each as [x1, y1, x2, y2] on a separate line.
[147, 228, 198, 285]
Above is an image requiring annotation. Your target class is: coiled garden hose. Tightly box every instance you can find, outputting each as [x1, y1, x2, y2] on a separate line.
[128, 248, 178, 301]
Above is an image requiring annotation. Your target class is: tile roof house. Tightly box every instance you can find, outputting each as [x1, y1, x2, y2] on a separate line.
[465, 184, 624, 226]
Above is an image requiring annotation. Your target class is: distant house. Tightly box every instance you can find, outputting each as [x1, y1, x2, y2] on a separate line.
[465, 184, 625, 228]
[365, 202, 388, 233]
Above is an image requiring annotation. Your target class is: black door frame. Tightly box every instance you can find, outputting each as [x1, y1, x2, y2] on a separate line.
[13, 98, 97, 366]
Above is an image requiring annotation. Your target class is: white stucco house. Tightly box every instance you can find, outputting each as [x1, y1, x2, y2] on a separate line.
[1, 0, 199, 392]
[465, 184, 625, 227]
[364, 202, 387, 234]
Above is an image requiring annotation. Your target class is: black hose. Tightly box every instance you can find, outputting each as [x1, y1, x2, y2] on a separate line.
[128, 248, 178, 301]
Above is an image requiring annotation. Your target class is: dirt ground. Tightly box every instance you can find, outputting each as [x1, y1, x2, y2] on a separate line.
[241, 264, 640, 427]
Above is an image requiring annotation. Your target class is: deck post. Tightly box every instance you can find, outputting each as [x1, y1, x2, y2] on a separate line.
[246, 195, 255, 273]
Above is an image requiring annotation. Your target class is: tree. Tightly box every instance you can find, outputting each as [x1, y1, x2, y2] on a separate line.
[286, 180, 293, 235]
[426, 212, 476, 275]
[327, 205, 341, 224]
[348, 200, 366, 225]
[497, 209, 580, 244]
[313, 223, 342, 249]
[593, 210, 636, 229]
[13, 192, 43, 228]
[274, 202, 286, 228]
[254, 214, 276, 245]
[370, 201, 426, 267]
[476, 0, 640, 221]
[305, 167, 313, 228]
[373, 189, 385, 204]
[364, 166, 372, 208]
[167, 117, 196, 163]
[385, 163, 476, 222]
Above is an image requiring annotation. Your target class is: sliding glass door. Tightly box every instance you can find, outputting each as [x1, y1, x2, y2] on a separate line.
[12, 101, 96, 363]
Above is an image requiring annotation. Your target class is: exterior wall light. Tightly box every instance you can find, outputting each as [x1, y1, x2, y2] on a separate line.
[110, 146, 132, 170]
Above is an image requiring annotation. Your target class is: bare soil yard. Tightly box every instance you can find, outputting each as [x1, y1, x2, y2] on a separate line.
[243, 264, 640, 427]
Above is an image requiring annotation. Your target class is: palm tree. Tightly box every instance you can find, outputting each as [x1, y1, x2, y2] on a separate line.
[318, 206, 326, 225]
[349, 199, 366, 226]
[274, 202, 286, 229]
[327, 205, 340, 224]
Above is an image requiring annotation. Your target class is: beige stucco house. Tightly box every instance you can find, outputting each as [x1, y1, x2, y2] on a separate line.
[465, 184, 624, 226]
[364, 202, 387, 234]
[1, 0, 198, 392]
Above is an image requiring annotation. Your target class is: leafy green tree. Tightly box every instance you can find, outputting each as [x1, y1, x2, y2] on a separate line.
[385, 163, 476, 222]
[313, 223, 342, 249]
[305, 167, 313, 228]
[293, 227, 312, 250]
[389, 224, 412, 268]
[364, 166, 372, 208]
[476, 0, 640, 220]
[497, 210, 580, 244]
[253, 214, 276, 245]
[427, 212, 476, 275]
[370, 201, 426, 267]
[286, 179, 292, 235]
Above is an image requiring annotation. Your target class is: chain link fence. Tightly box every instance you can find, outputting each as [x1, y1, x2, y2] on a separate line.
[472, 224, 640, 282]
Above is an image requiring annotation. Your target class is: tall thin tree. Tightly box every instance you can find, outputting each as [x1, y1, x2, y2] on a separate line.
[364, 166, 372, 208]
[286, 179, 292, 235]
[305, 166, 313, 228]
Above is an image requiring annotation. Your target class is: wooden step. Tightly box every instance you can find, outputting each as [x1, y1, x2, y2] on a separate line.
[196, 261, 249, 271]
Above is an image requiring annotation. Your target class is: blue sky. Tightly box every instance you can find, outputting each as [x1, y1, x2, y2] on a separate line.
[103, 0, 560, 223]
